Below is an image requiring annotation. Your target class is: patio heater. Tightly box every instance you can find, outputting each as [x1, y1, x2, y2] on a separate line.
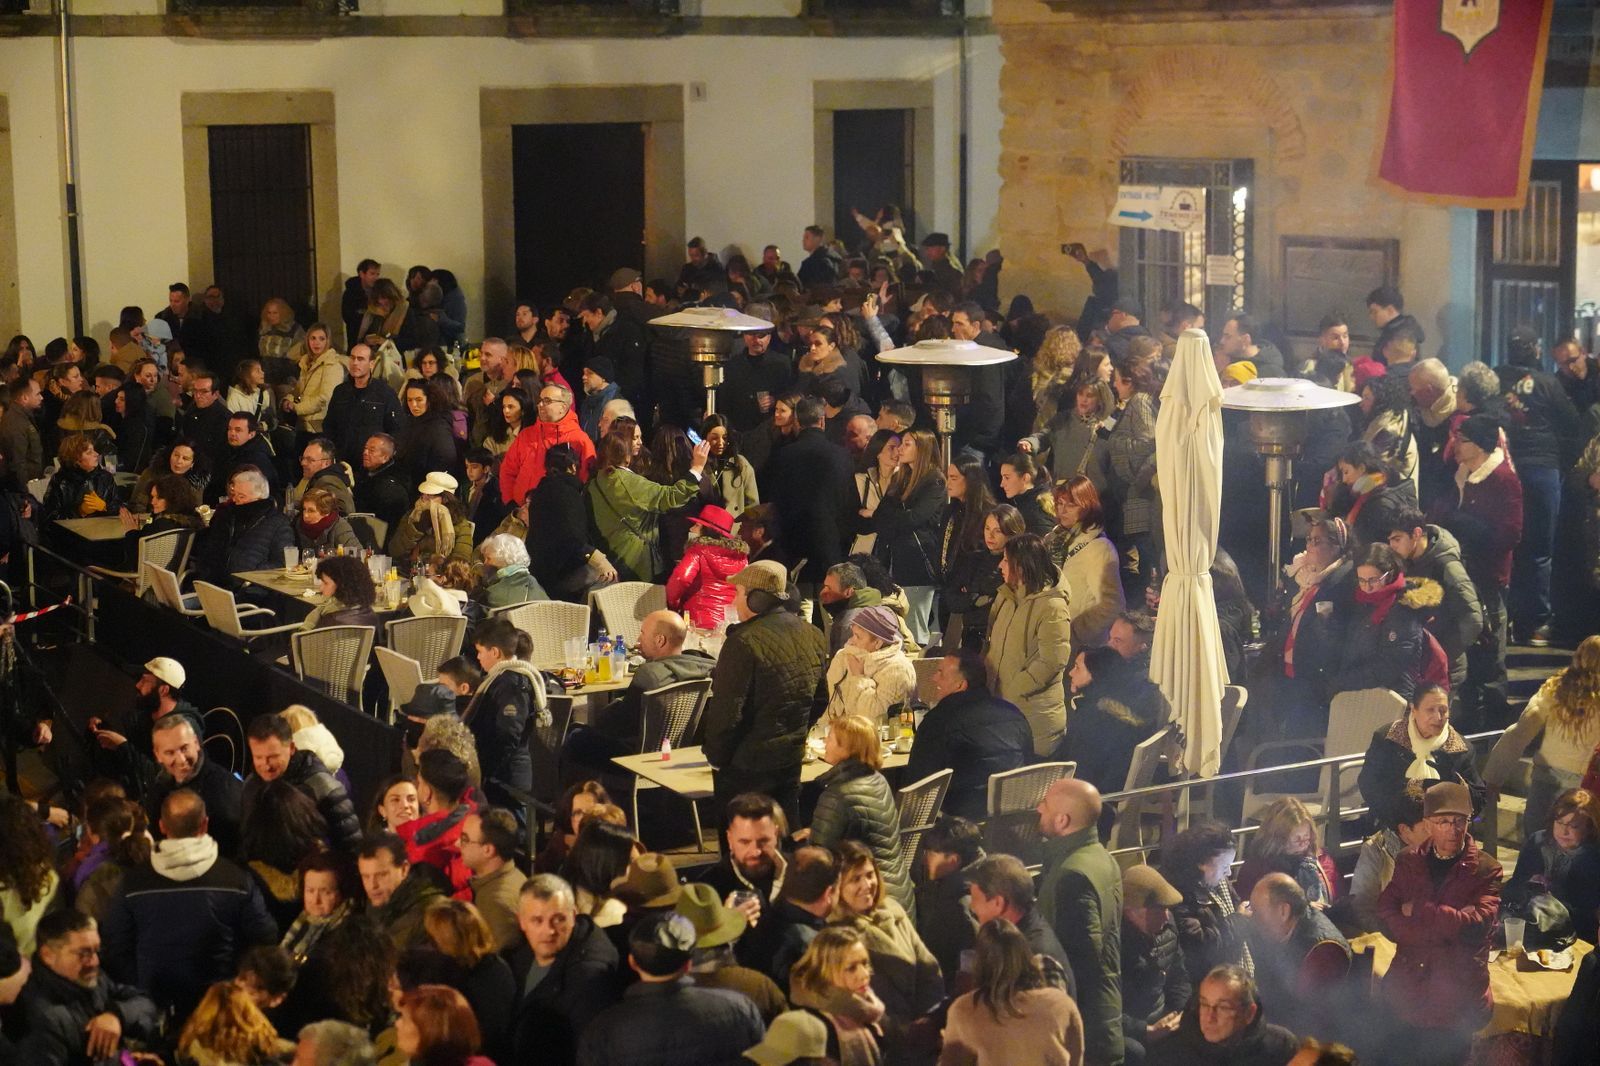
[876, 339, 1017, 469]
[1220, 377, 1360, 594]
[648, 306, 774, 416]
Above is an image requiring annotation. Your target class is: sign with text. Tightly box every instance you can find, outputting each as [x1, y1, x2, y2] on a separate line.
[1109, 185, 1206, 232]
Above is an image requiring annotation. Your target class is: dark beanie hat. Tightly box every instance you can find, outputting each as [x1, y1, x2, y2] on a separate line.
[1458, 414, 1500, 453]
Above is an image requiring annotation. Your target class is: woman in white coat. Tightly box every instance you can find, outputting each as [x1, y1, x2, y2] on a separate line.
[1044, 474, 1125, 660]
[815, 605, 917, 743]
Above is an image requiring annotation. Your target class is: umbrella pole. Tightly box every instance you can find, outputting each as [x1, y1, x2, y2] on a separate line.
[1264, 454, 1292, 597]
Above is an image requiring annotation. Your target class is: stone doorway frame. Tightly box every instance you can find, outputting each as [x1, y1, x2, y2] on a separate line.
[813, 80, 936, 249]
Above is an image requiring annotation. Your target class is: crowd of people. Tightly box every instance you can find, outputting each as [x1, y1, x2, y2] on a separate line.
[1, 217, 1599, 1066]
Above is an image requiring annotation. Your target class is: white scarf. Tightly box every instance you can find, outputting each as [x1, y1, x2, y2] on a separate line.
[471, 658, 551, 728]
[1405, 716, 1449, 780]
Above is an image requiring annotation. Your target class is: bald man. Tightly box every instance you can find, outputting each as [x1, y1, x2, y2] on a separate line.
[564, 610, 717, 767]
[1036, 778, 1125, 1065]
[1245, 872, 1350, 1039]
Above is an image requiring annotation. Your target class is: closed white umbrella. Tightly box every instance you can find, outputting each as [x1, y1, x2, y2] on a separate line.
[1150, 328, 1228, 777]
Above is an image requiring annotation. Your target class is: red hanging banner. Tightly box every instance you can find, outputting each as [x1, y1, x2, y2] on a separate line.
[1374, 0, 1556, 209]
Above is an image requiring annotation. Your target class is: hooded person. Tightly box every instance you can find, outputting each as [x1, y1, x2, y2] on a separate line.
[665, 504, 751, 631]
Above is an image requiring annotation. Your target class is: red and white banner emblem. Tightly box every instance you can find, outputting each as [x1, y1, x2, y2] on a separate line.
[1441, 0, 1501, 56]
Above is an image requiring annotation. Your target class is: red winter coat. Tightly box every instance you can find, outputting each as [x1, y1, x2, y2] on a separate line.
[1376, 835, 1501, 1028]
[1434, 448, 1522, 591]
[666, 535, 750, 630]
[500, 411, 596, 505]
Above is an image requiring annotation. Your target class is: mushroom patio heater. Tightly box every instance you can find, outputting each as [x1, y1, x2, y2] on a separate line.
[1219, 376, 1360, 593]
[648, 306, 774, 416]
[876, 339, 1017, 469]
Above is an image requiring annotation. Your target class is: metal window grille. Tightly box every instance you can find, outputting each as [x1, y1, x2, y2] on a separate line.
[1118, 157, 1253, 329]
[207, 124, 316, 322]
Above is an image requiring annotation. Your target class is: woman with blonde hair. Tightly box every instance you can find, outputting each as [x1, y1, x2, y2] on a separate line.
[828, 841, 943, 1025]
[1233, 796, 1339, 905]
[1029, 325, 1083, 429]
[416, 715, 482, 788]
[1486, 635, 1600, 832]
[257, 298, 306, 383]
[809, 713, 912, 911]
[940, 918, 1085, 1066]
[423, 899, 515, 1060]
[175, 979, 294, 1065]
[867, 428, 946, 644]
[285, 322, 347, 434]
[788, 925, 886, 1066]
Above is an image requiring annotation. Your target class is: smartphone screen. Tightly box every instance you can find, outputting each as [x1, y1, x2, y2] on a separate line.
[686, 428, 703, 446]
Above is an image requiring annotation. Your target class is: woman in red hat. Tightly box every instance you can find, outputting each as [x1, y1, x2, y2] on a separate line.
[665, 503, 750, 630]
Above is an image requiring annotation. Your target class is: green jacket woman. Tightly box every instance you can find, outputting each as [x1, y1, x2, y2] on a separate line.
[585, 429, 711, 581]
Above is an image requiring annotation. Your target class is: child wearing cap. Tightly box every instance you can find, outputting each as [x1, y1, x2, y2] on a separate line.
[666, 504, 750, 631]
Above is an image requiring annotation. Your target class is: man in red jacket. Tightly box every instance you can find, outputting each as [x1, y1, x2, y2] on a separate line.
[500, 382, 596, 505]
[1377, 780, 1501, 1066]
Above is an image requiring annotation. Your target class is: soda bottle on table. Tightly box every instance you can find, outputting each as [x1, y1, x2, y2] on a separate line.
[597, 636, 613, 682]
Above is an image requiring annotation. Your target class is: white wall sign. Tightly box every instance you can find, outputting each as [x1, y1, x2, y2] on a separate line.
[1109, 185, 1207, 232]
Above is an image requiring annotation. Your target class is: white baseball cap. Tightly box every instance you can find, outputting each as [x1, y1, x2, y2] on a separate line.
[144, 656, 186, 690]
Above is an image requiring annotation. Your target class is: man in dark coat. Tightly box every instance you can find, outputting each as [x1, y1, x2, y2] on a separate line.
[966, 853, 1074, 988]
[359, 832, 444, 951]
[1245, 873, 1351, 1041]
[1384, 514, 1484, 689]
[1120, 865, 1192, 1064]
[904, 651, 1033, 820]
[143, 714, 244, 856]
[797, 225, 840, 289]
[525, 443, 611, 598]
[764, 397, 854, 588]
[1147, 966, 1299, 1066]
[103, 789, 277, 1017]
[575, 912, 764, 1066]
[176, 371, 232, 468]
[509, 873, 620, 1066]
[1104, 295, 1155, 360]
[913, 817, 984, 991]
[1367, 285, 1426, 364]
[323, 344, 400, 466]
[342, 259, 380, 349]
[241, 714, 363, 854]
[578, 293, 649, 417]
[736, 844, 835, 990]
[701, 561, 828, 826]
[353, 433, 413, 534]
[205, 412, 280, 504]
[1036, 778, 1124, 1066]
[717, 317, 793, 432]
[20, 910, 163, 1066]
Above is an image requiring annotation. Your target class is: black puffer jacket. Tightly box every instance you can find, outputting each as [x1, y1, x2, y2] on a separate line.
[702, 606, 827, 776]
[1327, 576, 1440, 704]
[40, 464, 122, 523]
[17, 965, 163, 1066]
[902, 688, 1033, 821]
[810, 758, 911, 911]
[1121, 917, 1192, 1028]
[241, 749, 363, 854]
[871, 474, 946, 587]
[196, 497, 296, 585]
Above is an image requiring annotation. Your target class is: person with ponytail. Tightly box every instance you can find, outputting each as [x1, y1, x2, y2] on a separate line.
[463, 616, 545, 805]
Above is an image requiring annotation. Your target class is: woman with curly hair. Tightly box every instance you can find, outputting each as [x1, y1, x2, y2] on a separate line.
[1486, 635, 1600, 831]
[1028, 325, 1082, 430]
[415, 716, 482, 790]
[0, 793, 59, 953]
[40, 433, 123, 522]
[286, 914, 397, 1035]
[175, 979, 294, 1065]
[1157, 821, 1250, 986]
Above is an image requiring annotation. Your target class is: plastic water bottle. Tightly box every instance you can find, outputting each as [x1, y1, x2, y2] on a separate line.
[611, 639, 628, 680]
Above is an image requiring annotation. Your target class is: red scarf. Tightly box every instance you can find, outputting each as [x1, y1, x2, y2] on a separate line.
[1353, 571, 1406, 625]
[299, 511, 338, 539]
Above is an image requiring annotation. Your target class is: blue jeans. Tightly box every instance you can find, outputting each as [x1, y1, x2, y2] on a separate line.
[1512, 464, 1561, 633]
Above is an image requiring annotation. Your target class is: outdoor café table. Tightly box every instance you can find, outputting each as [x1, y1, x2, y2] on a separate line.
[539, 666, 630, 721]
[54, 516, 130, 542]
[612, 744, 911, 801]
[1351, 931, 1592, 1062]
[235, 567, 323, 600]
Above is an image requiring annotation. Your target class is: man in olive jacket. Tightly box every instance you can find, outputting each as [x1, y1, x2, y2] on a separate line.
[701, 560, 827, 828]
[1036, 777, 1125, 1066]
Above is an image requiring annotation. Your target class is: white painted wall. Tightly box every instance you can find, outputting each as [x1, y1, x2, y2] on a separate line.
[0, 26, 1003, 341]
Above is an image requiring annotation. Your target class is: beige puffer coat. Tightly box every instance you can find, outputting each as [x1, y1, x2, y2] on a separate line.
[986, 583, 1073, 755]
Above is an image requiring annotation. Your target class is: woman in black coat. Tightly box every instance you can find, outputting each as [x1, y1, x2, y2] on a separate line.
[396, 378, 461, 486]
[41, 433, 123, 524]
[1053, 646, 1164, 793]
[937, 455, 999, 650]
[525, 443, 616, 601]
[869, 429, 947, 645]
[1327, 439, 1416, 551]
[108, 381, 155, 475]
[1327, 543, 1437, 704]
[1357, 682, 1486, 830]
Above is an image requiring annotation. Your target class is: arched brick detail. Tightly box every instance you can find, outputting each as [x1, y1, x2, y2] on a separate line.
[1108, 52, 1308, 165]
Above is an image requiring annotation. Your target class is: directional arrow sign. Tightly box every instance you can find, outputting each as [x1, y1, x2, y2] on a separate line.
[1108, 185, 1207, 232]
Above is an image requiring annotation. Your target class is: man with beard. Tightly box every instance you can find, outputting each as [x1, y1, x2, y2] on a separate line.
[18, 910, 161, 1065]
[87, 657, 202, 802]
[701, 794, 788, 947]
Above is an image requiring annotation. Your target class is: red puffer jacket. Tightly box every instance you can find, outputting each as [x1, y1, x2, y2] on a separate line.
[1376, 835, 1501, 1027]
[665, 535, 750, 630]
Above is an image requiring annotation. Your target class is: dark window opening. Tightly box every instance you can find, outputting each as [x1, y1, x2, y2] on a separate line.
[207, 123, 316, 324]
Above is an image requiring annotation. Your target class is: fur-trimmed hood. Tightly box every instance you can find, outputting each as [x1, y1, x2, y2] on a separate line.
[1399, 575, 1443, 610]
[1384, 716, 1470, 755]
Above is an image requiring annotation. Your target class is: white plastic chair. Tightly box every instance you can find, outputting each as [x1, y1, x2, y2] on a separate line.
[590, 582, 667, 650]
[144, 563, 204, 616]
[385, 615, 467, 675]
[193, 581, 302, 642]
[986, 762, 1077, 819]
[1241, 687, 1407, 825]
[90, 528, 193, 597]
[1110, 725, 1179, 850]
[496, 600, 591, 667]
[291, 625, 376, 706]
[633, 678, 713, 847]
[374, 646, 426, 723]
[346, 512, 388, 552]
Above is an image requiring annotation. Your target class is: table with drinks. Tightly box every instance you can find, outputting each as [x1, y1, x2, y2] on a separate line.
[612, 744, 911, 801]
[1351, 928, 1591, 1054]
[237, 550, 414, 612]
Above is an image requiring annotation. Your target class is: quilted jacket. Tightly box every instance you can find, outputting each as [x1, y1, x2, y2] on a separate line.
[833, 898, 944, 1023]
[702, 605, 828, 776]
[986, 583, 1073, 755]
[810, 758, 911, 911]
[665, 534, 749, 629]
